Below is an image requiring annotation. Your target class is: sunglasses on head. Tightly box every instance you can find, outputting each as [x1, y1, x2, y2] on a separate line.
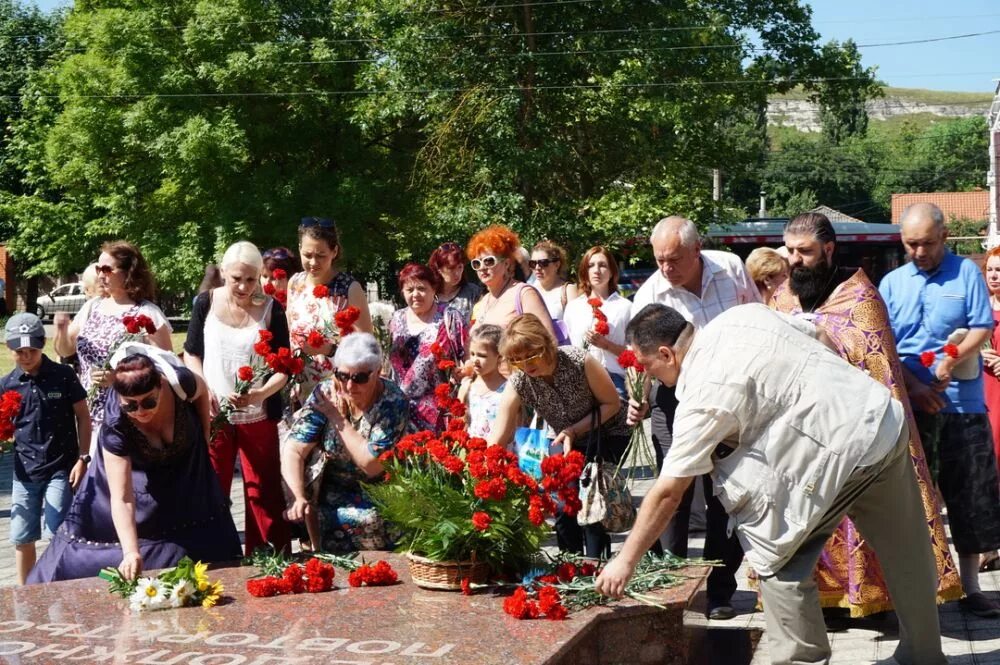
[263, 248, 292, 260]
[121, 392, 159, 413]
[300, 217, 336, 229]
[528, 258, 557, 269]
[470, 256, 499, 271]
[507, 351, 544, 370]
[334, 369, 373, 385]
[438, 242, 462, 252]
[95, 265, 116, 275]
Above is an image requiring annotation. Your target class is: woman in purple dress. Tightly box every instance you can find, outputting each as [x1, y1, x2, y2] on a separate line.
[28, 348, 241, 583]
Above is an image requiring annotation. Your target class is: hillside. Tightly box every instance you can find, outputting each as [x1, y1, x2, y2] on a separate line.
[767, 86, 993, 132]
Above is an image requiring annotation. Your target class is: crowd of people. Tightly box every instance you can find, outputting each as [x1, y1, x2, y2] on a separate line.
[4, 205, 999, 665]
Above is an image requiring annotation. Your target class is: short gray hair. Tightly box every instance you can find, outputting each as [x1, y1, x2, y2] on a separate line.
[650, 216, 699, 248]
[333, 333, 382, 372]
[900, 202, 945, 230]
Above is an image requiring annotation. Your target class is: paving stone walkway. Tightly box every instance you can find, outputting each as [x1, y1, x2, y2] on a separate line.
[3, 452, 1000, 663]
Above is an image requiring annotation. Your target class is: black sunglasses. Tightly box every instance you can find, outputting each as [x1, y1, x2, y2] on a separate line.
[528, 258, 557, 269]
[334, 369, 373, 384]
[121, 393, 159, 413]
[95, 265, 116, 275]
[300, 217, 336, 229]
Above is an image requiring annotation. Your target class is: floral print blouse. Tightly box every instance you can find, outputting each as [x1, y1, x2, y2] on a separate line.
[286, 379, 411, 552]
[388, 304, 467, 432]
[285, 271, 357, 407]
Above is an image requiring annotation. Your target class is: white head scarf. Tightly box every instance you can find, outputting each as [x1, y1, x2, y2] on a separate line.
[108, 342, 191, 400]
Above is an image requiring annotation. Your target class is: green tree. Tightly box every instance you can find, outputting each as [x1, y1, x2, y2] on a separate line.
[813, 40, 882, 145]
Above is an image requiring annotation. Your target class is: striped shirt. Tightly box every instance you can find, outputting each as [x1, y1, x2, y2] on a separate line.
[631, 250, 761, 329]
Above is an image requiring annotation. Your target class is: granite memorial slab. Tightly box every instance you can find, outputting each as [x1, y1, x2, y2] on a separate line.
[0, 554, 708, 665]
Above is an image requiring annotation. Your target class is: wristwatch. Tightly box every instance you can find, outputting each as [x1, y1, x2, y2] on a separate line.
[79, 454, 92, 464]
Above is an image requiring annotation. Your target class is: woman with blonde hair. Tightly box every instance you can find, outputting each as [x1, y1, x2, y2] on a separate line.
[467, 226, 555, 337]
[184, 240, 292, 555]
[745, 247, 789, 304]
[487, 313, 626, 558]
[531, 240, 579, 326]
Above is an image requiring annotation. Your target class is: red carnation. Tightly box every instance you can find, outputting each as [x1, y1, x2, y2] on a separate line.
[272, 268, 287, 281]
[430, 342, 444, 358]
[471, 511, 492, 532]
[237, 366, 254, 382]
[438, 359, 456, 372]
[306, 330, 326, 349]
[442, 455, 465, 475]
[253, 341, 272, 356]
[258, 330, 274, 343]
[943, 343, 959, 359]
[920, 351, 936, 368]
[544, 603, 568, 621]
[461, 578, 472, 596]
[122, 316, 140, 334]
[594, 320, 610, 336]
[313, 284, 330, 298]
[448, 401, 466, 417]
[335, 306, 361, 334]
[587, 297, 603, 307]
[135, 314, 156, 334]
[263, 282, 276, 296]
[617, 350, 644, 372]
[274, 290, 288, 306]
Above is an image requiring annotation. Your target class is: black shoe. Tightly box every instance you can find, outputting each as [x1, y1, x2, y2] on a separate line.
[960, 592, 1000, 618]
[707, 604, 736, 620]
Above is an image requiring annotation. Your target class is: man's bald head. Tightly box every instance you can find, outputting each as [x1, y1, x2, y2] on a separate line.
[899, 203, 947, 272]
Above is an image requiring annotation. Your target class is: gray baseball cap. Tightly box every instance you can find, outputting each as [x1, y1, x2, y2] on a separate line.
[5, 313, 45, 350]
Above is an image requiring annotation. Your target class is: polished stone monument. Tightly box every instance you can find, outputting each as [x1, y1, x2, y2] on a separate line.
[0, 554, 708, 665]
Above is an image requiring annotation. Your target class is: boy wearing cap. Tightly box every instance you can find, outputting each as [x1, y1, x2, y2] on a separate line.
[2, 313, 91, 584]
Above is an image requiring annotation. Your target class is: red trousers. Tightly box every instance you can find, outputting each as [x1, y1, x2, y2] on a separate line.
[210, 418, 291, 556]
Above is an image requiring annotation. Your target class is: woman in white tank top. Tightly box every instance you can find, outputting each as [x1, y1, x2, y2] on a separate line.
[183, 241, 292, 556]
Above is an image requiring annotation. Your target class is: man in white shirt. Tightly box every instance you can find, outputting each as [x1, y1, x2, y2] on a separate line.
[597, 303, 945, 665]
[630, 216, 759, 619]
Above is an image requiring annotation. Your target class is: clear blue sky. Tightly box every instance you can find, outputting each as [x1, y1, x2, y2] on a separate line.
[26, 0, 1000, 94]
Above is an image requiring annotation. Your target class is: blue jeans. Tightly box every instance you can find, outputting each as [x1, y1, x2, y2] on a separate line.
[10, 471, 71, 545]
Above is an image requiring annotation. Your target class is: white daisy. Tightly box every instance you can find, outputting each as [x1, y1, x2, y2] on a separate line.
[135, 577, 167, 610]
[169, 579, 194, 608]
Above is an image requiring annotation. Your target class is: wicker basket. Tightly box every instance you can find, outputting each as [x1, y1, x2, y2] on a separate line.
[406, 552, 490, 591]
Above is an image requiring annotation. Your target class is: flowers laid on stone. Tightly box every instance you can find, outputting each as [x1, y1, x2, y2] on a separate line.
[99, 557, 223, 611]
[243, 547, 398, 596]
[365, 426, 584, 576]
[0, 389, 22, 456]
[497, 552, 710, 621]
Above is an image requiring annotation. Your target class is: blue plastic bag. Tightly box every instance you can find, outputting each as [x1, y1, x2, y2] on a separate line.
[515, 422, 563, 479]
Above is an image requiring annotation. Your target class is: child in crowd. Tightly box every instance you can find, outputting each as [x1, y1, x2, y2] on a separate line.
[1, 313, 91, 584]
[459, 325, 507, 440]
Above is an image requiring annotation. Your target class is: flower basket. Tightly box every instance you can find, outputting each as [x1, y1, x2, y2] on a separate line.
[406, 552, 490, 591]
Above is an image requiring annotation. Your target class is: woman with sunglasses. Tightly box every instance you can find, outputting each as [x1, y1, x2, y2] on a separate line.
[281, 333, 409, 554]
[53, 241, 173, 453]
[563, 247, 632, 399]
[530, 240, 578, 328]
[28, 350, 242, 582]
[388, 263, 467, 432]
[183, 241, 292, 556]
[286, 217, 373, 409]
[487, 313, 628, 558]
[428, 242, 482, 325]
[466, 225, 556, 337]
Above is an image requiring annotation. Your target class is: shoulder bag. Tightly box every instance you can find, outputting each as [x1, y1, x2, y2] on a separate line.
[577, 407, 637, 533]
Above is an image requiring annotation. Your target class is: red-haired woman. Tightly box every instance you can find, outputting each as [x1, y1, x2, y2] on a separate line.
[428, 242, 482, 325]
[466, 225, 556, 336]
[981, 246, 1000, 571]
[388, 263, 467, 432]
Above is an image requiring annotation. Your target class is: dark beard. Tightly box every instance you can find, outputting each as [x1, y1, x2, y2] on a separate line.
[789, 258, 836, 312]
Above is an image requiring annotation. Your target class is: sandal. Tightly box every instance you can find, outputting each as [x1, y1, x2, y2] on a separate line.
[980, 552, 1000, 572]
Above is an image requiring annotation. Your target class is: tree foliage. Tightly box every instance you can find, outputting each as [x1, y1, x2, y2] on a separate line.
[3, 0, 881, 296]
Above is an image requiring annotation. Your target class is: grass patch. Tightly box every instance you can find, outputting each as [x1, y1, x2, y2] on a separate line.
[0, 332, 188, 379]
[770, 86, 993, 105]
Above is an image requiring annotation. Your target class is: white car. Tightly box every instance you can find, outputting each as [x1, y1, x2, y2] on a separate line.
[36, 282, 88, 321]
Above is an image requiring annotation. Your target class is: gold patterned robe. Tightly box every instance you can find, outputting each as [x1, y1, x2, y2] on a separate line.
[769, 269, 962, 616]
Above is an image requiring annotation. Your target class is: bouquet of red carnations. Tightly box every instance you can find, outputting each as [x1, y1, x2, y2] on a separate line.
[617, 350, 656, 480]
[0, 389, 22, 456]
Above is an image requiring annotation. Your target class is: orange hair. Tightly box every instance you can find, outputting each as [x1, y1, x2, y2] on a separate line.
[982, 246, 1000, 280]
[466, 225, 520, 260]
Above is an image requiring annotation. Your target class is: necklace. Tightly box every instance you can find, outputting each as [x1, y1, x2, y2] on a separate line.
[478, 276, 515, 320]
[225, 292, 253, 328]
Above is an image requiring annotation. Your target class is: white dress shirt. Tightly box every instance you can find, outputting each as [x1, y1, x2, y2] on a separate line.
[563, 292, 632, 376]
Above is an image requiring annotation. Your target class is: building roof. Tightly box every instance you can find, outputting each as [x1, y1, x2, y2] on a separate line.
[809, 205, 864, 224]
[890, 191, 990, 224]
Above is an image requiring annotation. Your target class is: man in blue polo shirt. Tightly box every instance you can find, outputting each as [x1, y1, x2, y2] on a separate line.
[2, 313, 91, 584]
[880, 202, 1000, 618]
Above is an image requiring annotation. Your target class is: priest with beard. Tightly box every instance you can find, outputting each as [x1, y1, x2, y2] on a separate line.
[766, 212, 961, 619]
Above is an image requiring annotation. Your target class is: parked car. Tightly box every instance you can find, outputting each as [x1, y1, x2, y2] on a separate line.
[35, 282, 87, 321]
